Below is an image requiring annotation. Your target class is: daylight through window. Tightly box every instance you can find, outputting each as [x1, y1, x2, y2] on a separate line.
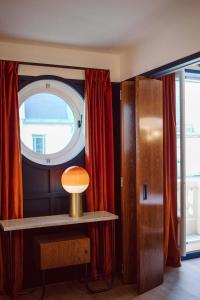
[18, 80, 84, 165]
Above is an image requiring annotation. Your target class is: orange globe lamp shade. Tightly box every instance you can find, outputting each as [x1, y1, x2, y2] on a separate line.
[61, 166, 89, 218]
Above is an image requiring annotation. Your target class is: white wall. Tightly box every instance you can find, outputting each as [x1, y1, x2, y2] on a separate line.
[120, 2, 200, 81]
[1, 7, 200, 83]
[120, 37, 199, 81]
[0, 40, 120, 82]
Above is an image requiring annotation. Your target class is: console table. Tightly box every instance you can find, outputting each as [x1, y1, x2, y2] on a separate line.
[0, 211, 118, 298]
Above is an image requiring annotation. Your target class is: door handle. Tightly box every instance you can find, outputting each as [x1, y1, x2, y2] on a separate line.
[143, 184, 148, 200]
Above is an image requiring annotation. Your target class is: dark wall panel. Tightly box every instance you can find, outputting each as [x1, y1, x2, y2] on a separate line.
[19, 75, 121, 288]
[24, 198, 51, 217]
[22, 163, 50, 194]
[112, 82, 121, 272]
[19, 75, 85, 218]
[53, 196, 69, 214]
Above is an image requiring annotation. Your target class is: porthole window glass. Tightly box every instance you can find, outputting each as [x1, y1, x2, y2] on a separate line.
[18, 80, 84, 165]
[19, 93, 75, 154]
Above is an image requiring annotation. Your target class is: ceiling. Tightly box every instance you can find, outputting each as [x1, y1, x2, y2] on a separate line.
[0, 0, 198, 52]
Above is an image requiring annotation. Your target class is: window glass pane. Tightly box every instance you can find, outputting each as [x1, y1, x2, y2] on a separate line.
[19, 93, 75, 155]
[185, 79, 200, 177]
[185, 77, 200, 249]
[33, 135, 45, 154]
[176, 75, 181, 218]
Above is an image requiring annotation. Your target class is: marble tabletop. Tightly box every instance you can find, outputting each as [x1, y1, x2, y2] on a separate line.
[0, 211, 119, 232]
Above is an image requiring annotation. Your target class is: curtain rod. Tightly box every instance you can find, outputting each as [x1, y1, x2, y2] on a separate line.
[2, 59, 109, 72]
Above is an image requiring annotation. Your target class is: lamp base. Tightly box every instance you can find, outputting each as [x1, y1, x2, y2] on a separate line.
[69, 193, 83, 218]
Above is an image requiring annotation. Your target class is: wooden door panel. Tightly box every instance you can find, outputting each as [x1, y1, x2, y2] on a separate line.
[136, 78, 163, 293]
[121, 81, 137, 283]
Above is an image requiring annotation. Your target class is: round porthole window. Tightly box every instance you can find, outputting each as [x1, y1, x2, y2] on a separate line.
[18, 79, 84, 165]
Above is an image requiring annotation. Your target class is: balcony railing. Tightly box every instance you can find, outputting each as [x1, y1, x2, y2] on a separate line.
[178, 177, 200, 252]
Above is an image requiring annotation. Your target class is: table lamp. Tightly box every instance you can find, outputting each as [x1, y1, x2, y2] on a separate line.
[61, 166, 90, 218]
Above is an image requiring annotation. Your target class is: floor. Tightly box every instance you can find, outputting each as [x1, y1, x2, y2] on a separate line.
[1, 258, 200, 300]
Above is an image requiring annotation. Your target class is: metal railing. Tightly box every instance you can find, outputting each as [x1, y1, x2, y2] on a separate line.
[178, 177, 200, 237]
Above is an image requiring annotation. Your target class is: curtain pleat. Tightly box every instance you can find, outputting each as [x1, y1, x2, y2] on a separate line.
[85, 69, 115, 278]
[0, 61, 23, 294]
[161, 73, 181, 267]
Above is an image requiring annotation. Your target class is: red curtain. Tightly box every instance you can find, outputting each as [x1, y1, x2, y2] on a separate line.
[0, 61, 23, 294]
[161, 73, 181, 267]
[85, 69, 115, 278]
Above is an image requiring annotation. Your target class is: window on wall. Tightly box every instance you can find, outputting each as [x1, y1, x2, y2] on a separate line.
[176, 68, 200, 254]
[18, 79, 84, 165]
[32, 135, 45, 154]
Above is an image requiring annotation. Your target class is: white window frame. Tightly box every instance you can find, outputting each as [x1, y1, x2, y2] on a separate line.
[176, 69, 186, 256]
[18, 79, 85, 166]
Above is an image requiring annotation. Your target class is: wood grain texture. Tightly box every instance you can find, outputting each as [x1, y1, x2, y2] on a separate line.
[135, 77, 163, 294]
[121, 81, 137, 283]
[33, 233, 90, 270]
[121, 77, 163, 293]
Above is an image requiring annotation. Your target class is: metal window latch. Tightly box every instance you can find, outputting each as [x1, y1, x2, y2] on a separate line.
[78, 114, 83, 128]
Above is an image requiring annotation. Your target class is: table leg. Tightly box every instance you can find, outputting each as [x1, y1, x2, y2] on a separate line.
[6, 231, 14, 299]
[112, 219, 116, 281]
[39, 270, 46, 300]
